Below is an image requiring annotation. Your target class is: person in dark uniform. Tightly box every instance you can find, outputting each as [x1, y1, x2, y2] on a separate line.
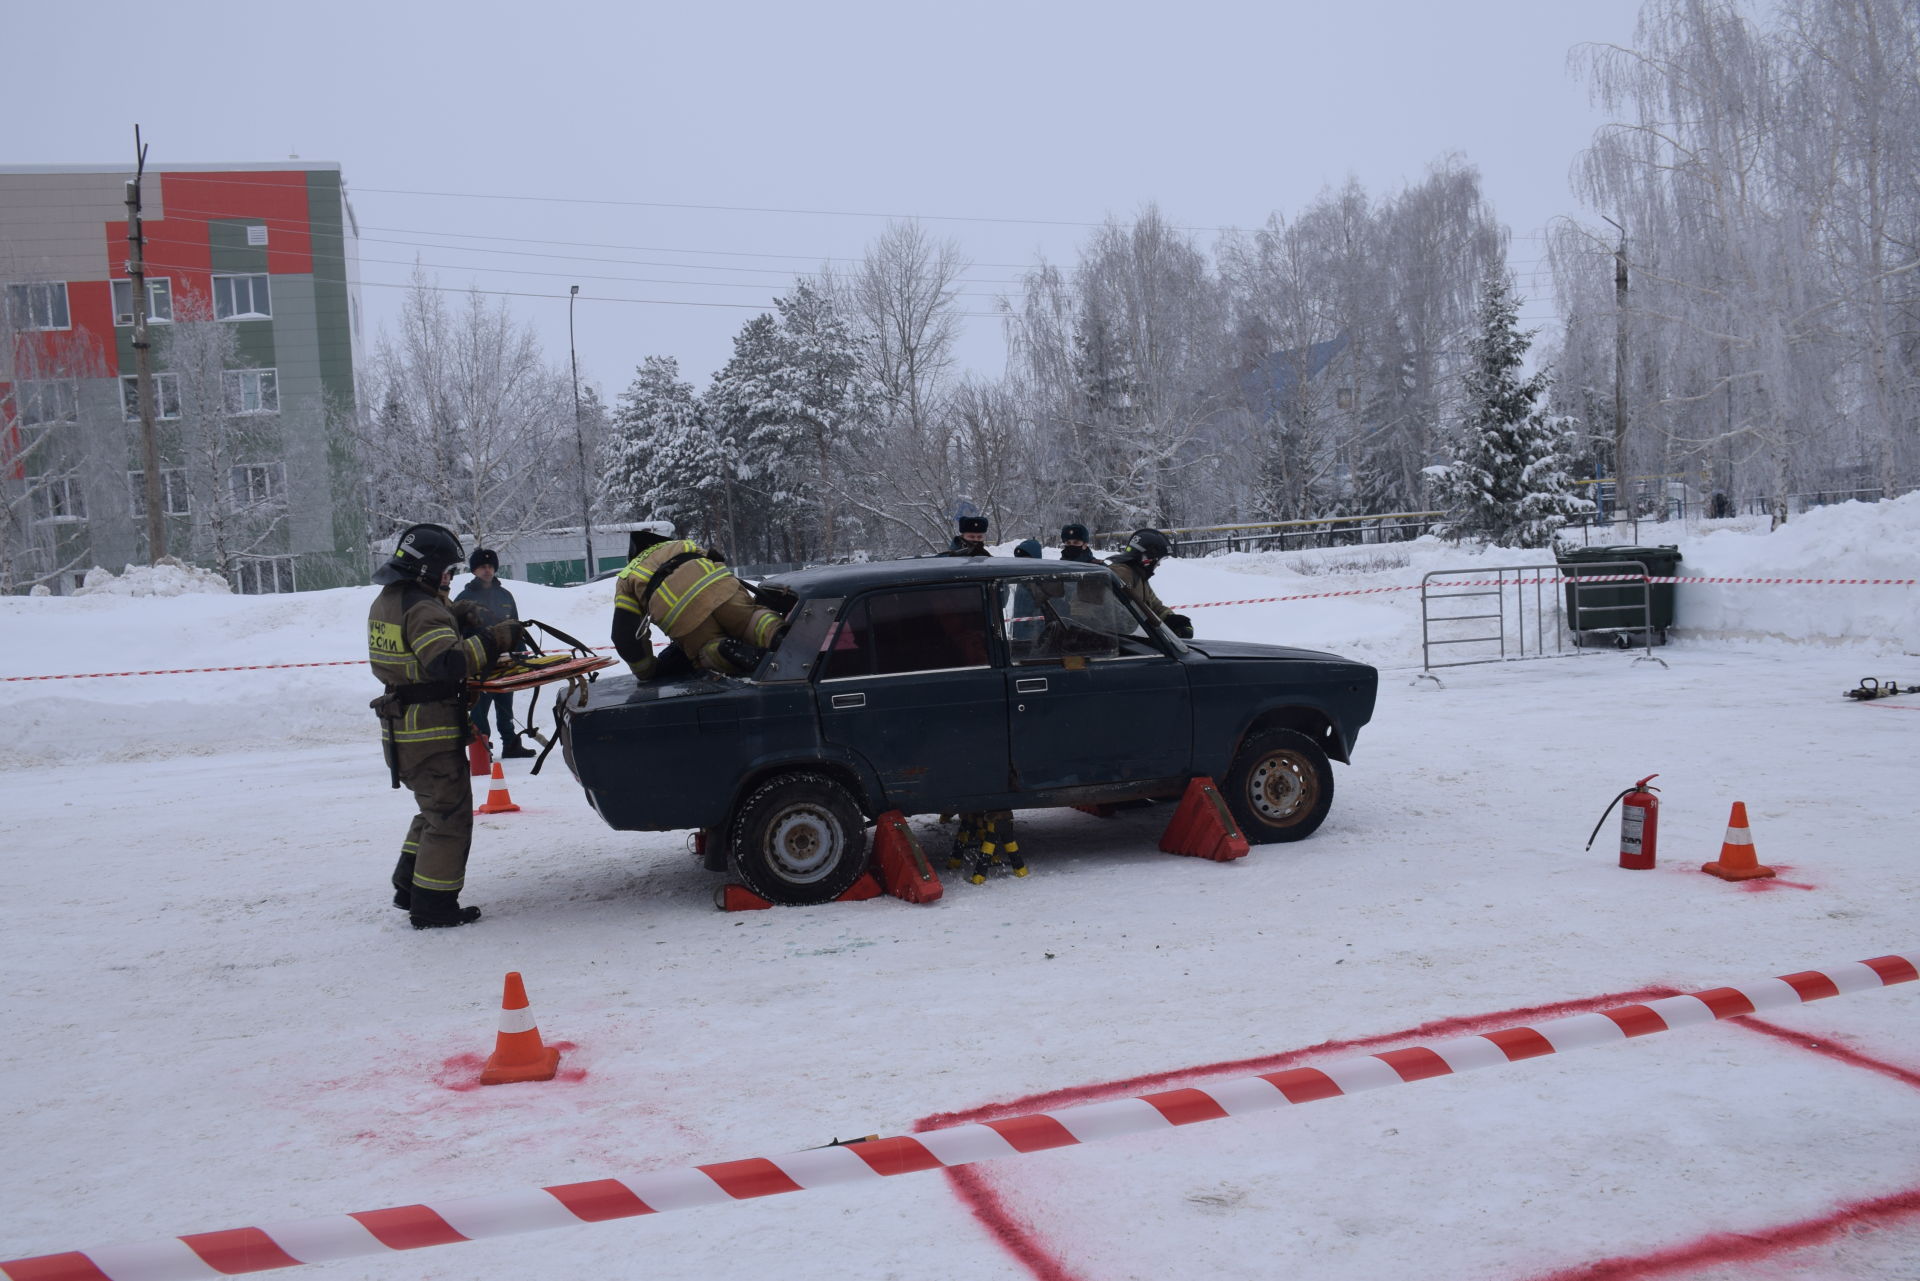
[1059, 523, 1097, 562]
[944, 514, 992, 556]
[1105, 528, 1195, 639]
[367, 524, 526, 928]
[455, 548, 532, 758]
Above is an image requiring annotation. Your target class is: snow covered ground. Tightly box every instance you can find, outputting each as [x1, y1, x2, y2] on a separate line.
[3, 499, 1918, 1280]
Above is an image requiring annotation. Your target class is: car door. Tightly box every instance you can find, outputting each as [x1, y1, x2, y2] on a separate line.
[814, 583, 1011, 810]
[1001, 571, 1192, 791]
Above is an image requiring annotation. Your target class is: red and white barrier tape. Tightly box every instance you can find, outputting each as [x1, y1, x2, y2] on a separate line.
[4, 951, 1912, 1281]
[1166, 573, 1918, 612]
[3, 575, 1912, 682]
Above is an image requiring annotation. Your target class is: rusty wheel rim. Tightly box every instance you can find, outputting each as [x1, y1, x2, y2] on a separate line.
[1248, 749, 1319, 825]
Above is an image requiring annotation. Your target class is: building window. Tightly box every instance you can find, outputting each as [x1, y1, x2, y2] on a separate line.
[245, 225, 269, 246]
[121, 373, 183, 421]
[213, 274, 271, 320]
[129, 468, 192, 517]
[1336, 387, 1356, 411]
[112, 278, 173, 326]
[229, 461, 285, 506]
[234, 556, 296, 594]
[17, 380, 79, 427]
[32, 475, 86, 522]
[5, 282, 70, 331]
[222, 369, 278, 414]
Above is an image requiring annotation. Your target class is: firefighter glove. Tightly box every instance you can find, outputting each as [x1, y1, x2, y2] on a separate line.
[450, 599, 484, 632]
[489, 619, 531, 652]
[1165, 612, 1195, 640]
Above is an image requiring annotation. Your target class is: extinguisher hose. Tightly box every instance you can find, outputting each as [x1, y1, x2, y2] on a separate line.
[1584, 788, 1635, 851]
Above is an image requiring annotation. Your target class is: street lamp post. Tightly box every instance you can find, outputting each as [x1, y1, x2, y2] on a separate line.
[568, 285, 595, 579]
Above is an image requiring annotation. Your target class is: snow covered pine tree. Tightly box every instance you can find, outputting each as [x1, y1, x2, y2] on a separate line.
[1435, 270, 1589, 547]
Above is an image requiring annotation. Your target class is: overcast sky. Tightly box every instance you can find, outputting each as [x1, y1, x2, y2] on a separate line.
[6, 0, 1648, 399]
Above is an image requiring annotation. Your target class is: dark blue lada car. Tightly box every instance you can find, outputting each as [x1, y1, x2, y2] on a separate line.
[558, 558, 1377, 905]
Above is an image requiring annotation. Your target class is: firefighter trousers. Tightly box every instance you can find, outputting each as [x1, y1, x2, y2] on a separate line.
[679, 586, 783, 673]
[392, 747, 474, 895]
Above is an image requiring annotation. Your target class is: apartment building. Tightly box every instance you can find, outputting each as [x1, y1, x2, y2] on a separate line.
[0, 161, 362, 593]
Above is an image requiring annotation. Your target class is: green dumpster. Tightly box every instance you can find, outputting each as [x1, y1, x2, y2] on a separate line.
[1557, 544, 1682, 643]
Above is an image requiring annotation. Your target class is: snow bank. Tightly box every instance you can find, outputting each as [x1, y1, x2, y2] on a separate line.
[2, 499, 1915, 770]
[72, 556, 232, 597]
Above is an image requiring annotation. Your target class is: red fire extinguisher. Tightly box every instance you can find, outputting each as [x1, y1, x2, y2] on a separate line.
[1585, 774, 1660, 869]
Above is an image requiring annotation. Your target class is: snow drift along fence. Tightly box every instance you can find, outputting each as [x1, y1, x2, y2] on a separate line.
[3, 951, 1914, 1281]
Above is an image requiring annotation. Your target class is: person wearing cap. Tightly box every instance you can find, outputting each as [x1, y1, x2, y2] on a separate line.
[455, 548, 532, 759]
[944, 514, 992, 556]
[368, 524, 528, 929]
[1105, 528, 1195, 639]
[1059, 524, 1097, 563]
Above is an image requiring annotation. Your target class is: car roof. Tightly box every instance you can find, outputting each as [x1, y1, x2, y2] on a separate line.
[763, 555, 1111, 597]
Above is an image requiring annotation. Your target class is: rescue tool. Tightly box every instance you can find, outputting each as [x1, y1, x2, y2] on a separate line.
[1585, 774, 1660, 869]
[1844, 677, 1918, 701]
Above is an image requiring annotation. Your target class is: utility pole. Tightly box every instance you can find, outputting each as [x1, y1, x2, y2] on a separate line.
[567, 285, 595, 578]
[1602, 215, 1629, 526]
[126, 126, 165, 561]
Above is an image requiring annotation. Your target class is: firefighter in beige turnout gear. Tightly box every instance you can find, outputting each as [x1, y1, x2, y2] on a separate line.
[610, 527, 783, 679]
[368, 523, 526, 929]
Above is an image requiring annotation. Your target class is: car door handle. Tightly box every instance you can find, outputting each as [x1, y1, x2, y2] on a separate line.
[830, 692, 866, 709]
[1015, 678, 1048, 693]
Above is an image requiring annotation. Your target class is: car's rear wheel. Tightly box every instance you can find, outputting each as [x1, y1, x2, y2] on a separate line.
[1223, 728, 1334, 843]
[728, 773, 869, 905]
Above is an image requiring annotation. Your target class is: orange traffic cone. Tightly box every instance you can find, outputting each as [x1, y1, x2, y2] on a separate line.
[479, 971, 562, 1085]
[474, 761, 520, 815]
[1702, 801, 1776, 881]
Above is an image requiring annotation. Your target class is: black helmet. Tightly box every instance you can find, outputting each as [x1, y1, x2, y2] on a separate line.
[1013, 538, 1043, 559]
[628, 523, 674, 560]
[373, 524, 463, 586]
[1126, 528, 1174, 561]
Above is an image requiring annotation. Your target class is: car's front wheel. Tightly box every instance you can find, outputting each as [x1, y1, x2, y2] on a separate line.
[728, 773, 869, 905]
[1223, 728, 1334, 843]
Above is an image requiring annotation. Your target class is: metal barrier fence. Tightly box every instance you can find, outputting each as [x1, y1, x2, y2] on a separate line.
[1105, 511, 1445, 558]
[1419, 561, 1660, 675]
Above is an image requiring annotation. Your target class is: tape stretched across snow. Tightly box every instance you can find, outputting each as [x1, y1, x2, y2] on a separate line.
[3, 951, 1914, 1281]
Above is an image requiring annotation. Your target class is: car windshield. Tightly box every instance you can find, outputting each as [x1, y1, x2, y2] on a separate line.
[999, 572, 1177, 664]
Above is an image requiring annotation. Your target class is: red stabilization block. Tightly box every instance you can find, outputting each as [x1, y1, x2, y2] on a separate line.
[716, 874, 881, 913]
[1157, 777, 1250, 862]
[717, 884, 773, 912]
[872, 811, 943, 904]
[836, 872, 883, 902]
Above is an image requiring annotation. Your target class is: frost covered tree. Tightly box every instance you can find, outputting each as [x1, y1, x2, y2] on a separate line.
[1555, 0, 1920, 521]
[1436, 271, 1588, 547]
[775, 280, 879, 557]
[706, 283, 876, 563]
[603, 356, 730, 545]
[161, 290, 289, 584]
[357, 271, 572, 547]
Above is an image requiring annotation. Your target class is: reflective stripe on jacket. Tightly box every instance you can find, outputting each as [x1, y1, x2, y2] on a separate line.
[369, 583, 491, 747]
[612, 540, 736, 637]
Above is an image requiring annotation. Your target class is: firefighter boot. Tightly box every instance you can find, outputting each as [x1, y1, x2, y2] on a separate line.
[391, 853, 416, 911]
[1001, 820, 1028, 878]
[409, 888, 482, 930]
[500, 732, 535, 760]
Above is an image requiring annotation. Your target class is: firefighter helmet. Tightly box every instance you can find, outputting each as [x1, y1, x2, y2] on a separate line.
[373, 524, 464, 586]
[1126, 528, 1174, 562]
